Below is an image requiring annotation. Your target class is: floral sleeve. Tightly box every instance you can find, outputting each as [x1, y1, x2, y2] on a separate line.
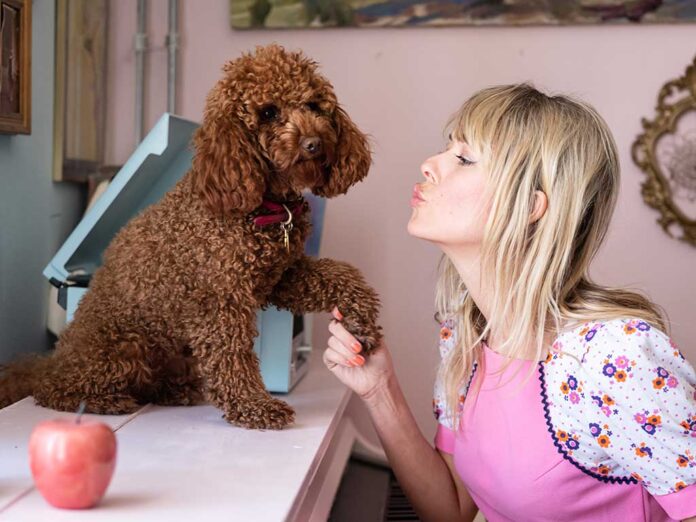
[433, 318, 476, 454]
[577, 319, 696, 519]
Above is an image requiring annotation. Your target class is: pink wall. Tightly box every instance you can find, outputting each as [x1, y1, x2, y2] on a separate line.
[105, 0, 696, 442]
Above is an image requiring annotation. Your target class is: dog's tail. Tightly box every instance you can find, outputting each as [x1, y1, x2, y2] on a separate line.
[0, 354, 50, 409]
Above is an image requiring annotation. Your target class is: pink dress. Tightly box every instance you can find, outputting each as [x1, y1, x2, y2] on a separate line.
[432, 317, 696, 521]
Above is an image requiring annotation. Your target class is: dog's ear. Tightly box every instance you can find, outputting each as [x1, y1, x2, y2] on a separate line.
[192, 90, 267, 215]
[313, 106, 372, 198]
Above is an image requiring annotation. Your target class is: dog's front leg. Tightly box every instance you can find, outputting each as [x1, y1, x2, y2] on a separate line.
[188, 304, 295, 429]
[268, 255, 383, 354]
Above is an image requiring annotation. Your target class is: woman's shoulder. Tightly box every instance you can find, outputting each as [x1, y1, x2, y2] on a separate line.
[541, 316, 696, 497]
[547, 315, 694, 423]
[544, 316, 684, 364]
[541, 316, 691, 405]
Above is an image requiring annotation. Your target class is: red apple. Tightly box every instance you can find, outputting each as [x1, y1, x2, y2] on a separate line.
[29, 418, 117, 509]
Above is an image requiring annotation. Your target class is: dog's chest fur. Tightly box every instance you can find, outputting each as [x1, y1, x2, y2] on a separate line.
[100, 174, 311, 308]
[241, 209, 311, 299]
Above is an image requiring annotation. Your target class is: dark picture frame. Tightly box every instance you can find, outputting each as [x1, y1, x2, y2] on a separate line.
[0, 0, 31, 134]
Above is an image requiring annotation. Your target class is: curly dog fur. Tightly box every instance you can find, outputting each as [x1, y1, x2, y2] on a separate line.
[0, 44, 383, 429]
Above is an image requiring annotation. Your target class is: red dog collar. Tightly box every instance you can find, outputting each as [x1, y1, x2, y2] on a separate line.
[252, 199, 306, 227]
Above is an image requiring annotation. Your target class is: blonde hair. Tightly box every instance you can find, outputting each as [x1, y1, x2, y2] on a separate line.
[435, 83, 669, 428]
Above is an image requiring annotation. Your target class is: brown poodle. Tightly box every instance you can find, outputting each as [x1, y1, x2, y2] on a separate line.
[0, 44, 382, 429]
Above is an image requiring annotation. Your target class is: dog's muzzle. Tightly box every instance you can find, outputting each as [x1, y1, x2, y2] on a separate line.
[300, 136, 322, 159]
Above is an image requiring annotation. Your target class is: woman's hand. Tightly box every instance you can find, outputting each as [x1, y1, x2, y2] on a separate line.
[323, 306, 394, 401]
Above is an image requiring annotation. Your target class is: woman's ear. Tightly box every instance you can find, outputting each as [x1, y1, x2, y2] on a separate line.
[529, 190, 548, 224]
[191, 94, 267, 215]
[313, 106, 372, 198]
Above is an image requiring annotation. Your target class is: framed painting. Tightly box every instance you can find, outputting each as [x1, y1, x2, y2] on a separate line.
[230, 0, 696, 29]
[0, 0, 31, 135]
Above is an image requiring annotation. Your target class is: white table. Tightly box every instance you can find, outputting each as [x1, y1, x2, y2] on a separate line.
[0, 350, 363, 521]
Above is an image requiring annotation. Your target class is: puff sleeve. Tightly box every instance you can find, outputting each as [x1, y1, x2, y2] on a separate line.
[577, 318, 696, 520]
[432, 319, 476, 454]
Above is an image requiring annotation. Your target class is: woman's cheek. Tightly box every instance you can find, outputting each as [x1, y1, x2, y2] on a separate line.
[447, 190, 488, 238]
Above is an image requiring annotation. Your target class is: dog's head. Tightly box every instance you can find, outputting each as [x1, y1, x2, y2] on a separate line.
[192, 44, 371, 215]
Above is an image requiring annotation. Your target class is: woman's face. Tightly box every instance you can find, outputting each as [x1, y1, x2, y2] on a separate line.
[407, 138, 490, 249]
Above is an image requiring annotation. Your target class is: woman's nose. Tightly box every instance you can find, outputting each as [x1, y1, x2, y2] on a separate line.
[421, 161, 436, 183]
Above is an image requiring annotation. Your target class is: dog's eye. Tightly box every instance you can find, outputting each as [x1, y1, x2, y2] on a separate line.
[306, 101, 322, 113]
[258, 105, 279, 123]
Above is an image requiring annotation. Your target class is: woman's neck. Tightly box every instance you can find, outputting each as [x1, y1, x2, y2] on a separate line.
[443, 248, 554, 360]
[442, 246, 489, 313]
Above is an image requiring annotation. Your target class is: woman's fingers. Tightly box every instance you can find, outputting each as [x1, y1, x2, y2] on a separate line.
[323, 343, 361, 369]
[328, 335, 354, 361]
[328, 335, 365, 367]
[328, 319, 363, 355]
[322, 346, 345, 369]
[326, 307, 365, 371]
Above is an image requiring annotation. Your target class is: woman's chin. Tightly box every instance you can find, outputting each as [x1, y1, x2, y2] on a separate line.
[406, 219, 428, 240]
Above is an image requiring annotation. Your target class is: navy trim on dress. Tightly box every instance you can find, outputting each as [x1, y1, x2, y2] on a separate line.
[537, 361, 638, 487]
[464, 361, 478, 397]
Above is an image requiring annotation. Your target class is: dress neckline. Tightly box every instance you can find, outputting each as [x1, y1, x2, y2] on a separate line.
[482, 339, 548, 363]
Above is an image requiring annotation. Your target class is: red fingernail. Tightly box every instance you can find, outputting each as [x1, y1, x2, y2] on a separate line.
[334, 308, 344, 321]
[353, 355, 365, 366]
[351, 342, 362, 353]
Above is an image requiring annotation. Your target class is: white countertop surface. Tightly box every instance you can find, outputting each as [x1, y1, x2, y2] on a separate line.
[0, 350, 353, 521]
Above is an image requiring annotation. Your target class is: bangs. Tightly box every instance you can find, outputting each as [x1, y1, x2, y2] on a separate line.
[444, 95, 498, 161]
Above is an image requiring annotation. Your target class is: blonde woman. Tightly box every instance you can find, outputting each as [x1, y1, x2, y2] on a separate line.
[323, 84, 696, 521]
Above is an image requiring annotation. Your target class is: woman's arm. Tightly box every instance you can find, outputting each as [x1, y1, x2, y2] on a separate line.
[363, 374, 479, 522]
[439, 450, 479, 521]
[323, 308, 478, 521]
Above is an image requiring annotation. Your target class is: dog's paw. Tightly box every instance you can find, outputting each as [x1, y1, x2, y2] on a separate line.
[341, 319, 383, 356]
[355, 333, 381, 356]
[224, 396, 296, 430]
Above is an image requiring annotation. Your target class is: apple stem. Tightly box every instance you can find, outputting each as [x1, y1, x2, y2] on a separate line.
[75, 401, 86, 424]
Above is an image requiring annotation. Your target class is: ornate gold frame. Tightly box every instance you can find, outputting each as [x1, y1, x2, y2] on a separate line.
[632, 55, 696, 248]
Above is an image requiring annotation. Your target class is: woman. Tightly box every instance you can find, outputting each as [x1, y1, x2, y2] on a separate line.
[323, 84, 696, 521]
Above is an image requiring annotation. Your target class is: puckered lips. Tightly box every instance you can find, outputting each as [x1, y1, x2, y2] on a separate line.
[411, 185, 426, 207]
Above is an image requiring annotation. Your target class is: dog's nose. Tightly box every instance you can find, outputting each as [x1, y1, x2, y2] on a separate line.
[301, 137, 322, 156]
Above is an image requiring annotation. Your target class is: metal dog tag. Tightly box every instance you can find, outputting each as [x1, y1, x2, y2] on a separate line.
[281, 204, 293, 252]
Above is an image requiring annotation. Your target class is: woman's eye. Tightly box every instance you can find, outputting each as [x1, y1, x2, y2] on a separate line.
[455, 154, 474, 166]
[306, 101, 322, 113]
[258, 105, 279, 123]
